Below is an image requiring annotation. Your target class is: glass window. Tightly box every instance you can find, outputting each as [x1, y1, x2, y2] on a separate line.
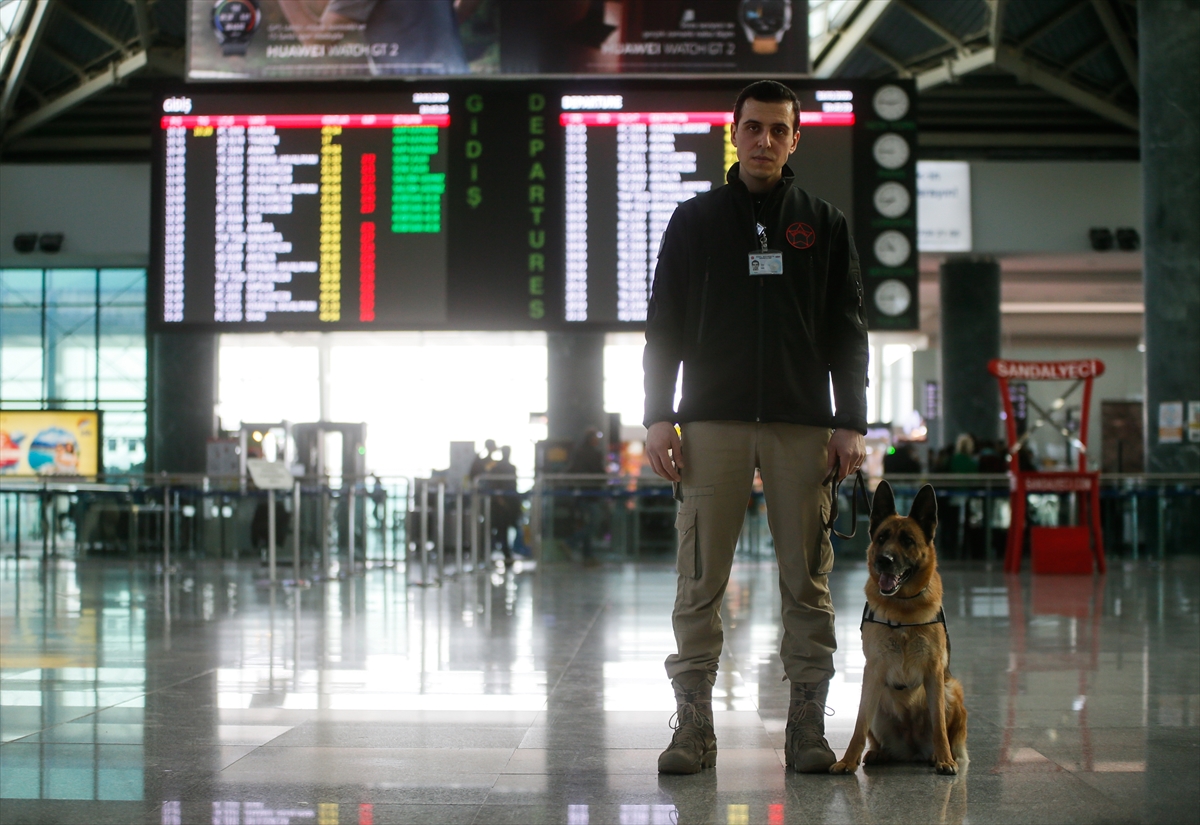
[0, 268, 147, 474]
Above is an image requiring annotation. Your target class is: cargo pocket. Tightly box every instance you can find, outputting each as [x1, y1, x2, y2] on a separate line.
[675, 508, 700, 579]
[812, 505, 835, 576]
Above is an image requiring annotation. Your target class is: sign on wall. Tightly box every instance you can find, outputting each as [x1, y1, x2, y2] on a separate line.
[917, 160, 971, 253]
[191, 1, 807, 81]
[0, 411, 101, 476]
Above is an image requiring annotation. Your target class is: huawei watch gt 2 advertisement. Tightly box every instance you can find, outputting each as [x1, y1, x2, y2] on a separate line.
[191, 1, 807, 80]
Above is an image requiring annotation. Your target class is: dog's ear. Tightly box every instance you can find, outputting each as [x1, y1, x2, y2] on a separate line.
[870, 480, 896, 537]
[909, 484, 938, 542]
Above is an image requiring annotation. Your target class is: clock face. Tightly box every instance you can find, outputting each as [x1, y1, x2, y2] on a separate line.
[873, 230, 911, 267]
[872, 85, 910, 121]
[874, 279, 912, 316]
[873, 182, 911, 218]
[872, 133, 910, 170]
[216, 1, 256, 35]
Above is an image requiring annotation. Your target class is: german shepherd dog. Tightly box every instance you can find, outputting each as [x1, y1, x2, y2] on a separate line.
[830, 482, 968, 775]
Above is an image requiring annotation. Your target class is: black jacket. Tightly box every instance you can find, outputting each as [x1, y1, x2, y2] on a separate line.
[643, 163, 869, 433]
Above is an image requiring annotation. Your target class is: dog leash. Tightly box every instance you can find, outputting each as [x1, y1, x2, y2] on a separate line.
[861, 603, 953, 669]
[821, 458, 871, 539]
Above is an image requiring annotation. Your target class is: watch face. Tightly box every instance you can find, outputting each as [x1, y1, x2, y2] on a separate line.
[873, 230, 911, 267]
[872, 134, 910, 170]
[214, 1, 257, 38]
[873, 182, 911, 218]
[741, 1, 790, 34]
[874, 279, 912, 316]
[872, 85, 910, 121]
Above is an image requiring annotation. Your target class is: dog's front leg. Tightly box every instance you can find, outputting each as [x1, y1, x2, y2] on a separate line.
[830, 662, 883, 774]
[924, 668, 957, 775]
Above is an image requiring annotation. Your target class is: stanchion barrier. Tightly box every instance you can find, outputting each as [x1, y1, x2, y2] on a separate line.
[455, 489, 464, 573]
[436, 481, 446, 580]
[483, 494, 492, 568]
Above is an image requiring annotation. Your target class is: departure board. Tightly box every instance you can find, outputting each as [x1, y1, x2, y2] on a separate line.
[151, 80, 918, 331]
[159, 93, 450, 326]
[558, 89, 856, 323]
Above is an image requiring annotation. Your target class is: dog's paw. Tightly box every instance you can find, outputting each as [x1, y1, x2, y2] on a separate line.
[863, 749, 889, 765]
[829, 759, 857, 774]
[935, 758, 958, 775]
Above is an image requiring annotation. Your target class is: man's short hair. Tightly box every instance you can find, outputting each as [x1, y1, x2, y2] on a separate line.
[733, 80, 801, 133]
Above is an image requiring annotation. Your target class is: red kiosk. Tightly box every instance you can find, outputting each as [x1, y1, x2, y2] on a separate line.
[989, 359, 1107, 574]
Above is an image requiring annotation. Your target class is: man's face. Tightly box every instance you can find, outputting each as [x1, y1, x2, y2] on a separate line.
[731, 98, 799, 184]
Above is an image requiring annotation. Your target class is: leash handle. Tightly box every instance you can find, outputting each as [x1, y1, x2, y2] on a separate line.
[822, 458, 871, 540]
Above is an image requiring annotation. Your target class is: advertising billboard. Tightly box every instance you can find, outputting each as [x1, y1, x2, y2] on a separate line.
[0, 411, 102, 476]
[189, 1, 806, 80]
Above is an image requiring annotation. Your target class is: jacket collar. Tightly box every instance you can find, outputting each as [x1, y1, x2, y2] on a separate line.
[726, 161, 796, 193]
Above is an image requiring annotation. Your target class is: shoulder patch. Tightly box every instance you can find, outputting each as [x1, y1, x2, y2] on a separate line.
[786, 222, 816, 249]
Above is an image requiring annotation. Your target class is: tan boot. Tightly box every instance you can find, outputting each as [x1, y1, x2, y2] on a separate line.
[658, 671, 717, 774]
[785, 681, 836, 773]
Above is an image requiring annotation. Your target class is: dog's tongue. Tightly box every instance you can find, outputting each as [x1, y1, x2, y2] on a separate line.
[879, 572, 899, 594]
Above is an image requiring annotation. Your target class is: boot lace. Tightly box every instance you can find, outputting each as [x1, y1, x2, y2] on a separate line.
[787, 696, 834, 749]
[667, 702, 711, 752]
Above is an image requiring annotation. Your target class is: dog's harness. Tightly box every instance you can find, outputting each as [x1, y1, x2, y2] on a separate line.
[861, 602, 953, 672]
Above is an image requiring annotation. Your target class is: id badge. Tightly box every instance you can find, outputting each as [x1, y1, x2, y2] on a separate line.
[748, 250, 783, 276]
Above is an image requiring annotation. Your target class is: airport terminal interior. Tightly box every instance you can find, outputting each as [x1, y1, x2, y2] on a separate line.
[0, 0, 1197, 823]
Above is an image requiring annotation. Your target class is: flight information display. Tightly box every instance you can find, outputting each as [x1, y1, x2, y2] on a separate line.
[559, 88, 856, 323]
[160, 93, 450, 326]
[152, 80, 917, 331]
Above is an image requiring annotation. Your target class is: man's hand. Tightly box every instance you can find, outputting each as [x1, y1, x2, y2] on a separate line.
[646, 421, 683, 482]
[828, 429, 866, 481]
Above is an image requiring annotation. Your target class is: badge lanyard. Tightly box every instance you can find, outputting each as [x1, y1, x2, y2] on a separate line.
[749, 222, 783, 276]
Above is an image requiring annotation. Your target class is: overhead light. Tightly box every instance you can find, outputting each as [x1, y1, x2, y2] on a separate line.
[38, 233, 64, 253]
[252, 431, 264, 442]
[1088, 228, 1114, 251]
[13, 233, 37, 253]
[1115, 227, 1140, 251]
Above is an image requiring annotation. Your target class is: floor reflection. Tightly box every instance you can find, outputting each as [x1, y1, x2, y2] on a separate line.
[0, 555, 1196, 824]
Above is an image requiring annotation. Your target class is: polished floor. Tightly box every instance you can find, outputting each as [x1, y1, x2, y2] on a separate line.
[0, 554, 1197, 825]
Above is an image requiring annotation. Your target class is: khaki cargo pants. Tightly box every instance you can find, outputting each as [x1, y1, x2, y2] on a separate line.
[664, 421, 837, 685]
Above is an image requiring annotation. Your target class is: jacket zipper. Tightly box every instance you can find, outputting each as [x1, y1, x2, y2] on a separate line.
[696, 257, 710, 347]
[756, 277, 764, 422]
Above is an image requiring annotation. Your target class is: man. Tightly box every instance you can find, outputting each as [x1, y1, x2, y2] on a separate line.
[643, 81, 868, 775]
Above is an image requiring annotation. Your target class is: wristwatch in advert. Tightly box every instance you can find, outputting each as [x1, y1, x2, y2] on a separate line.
[739, 0, 792, 55]
[212, 0, 260, 56]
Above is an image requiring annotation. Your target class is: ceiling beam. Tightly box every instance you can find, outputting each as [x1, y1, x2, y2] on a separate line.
[987, 0, 1006, 46]
[2, 48, 147, 142]
[995, 45, 1139, 130]
[813, 0, 894, 78]
[1016, 0, 1088, 50]
[864, 41, 912, 76]
[39, 42, 86, 80]
[1089, 0, 1138, 92]
[1062, 38, 1110, 75]
[129, 0, 154, 49]
[916, 46, 997, 91]
[0, 0, 53, 127]
[894, 0, 968, 53]
[0, 0, 35, 81]
[56, 3, 126, 52]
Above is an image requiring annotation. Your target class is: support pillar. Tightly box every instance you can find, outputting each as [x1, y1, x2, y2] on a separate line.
[149, 331, 218, 473]
[547, 331, 605, 443]
[1140, 0, 1200, 472]
[939, 257, 1001, 447]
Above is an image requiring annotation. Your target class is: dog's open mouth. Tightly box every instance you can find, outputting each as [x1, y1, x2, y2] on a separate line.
[878, 571, 906, 596]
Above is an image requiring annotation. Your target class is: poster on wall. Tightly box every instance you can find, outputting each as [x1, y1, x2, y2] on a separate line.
[189, 1, 806, 80]
[1157, 401, 1183, 445]
[0, 411, 101, 476]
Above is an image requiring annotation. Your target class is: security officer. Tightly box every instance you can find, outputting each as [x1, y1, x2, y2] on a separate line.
[643, 80, 868, 775]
